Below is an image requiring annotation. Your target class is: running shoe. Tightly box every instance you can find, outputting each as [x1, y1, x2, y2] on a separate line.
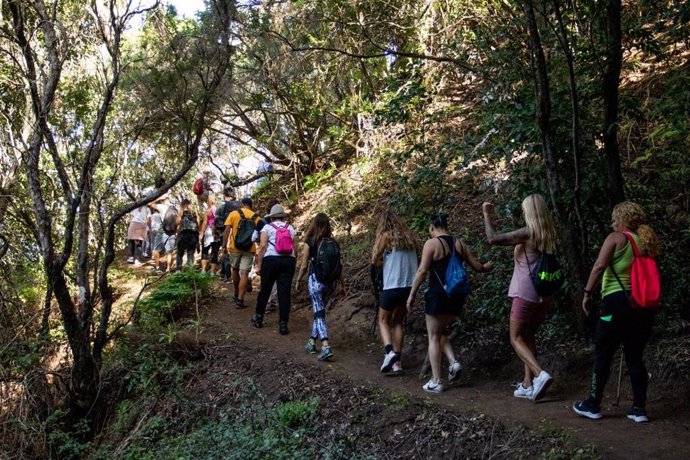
[423, 379, 444, 394]
[573, 399, 603, 420]
[380, 351, 399, 373]
[392, 362, 403, 374]
[530, 370, 553, 401]
[126, 257, 135, 264]
[627, 407, 649, 423]
[279, 321, 289, 335]
[318, 347, 333, 361]
[448, 361, 462, 382]
[251, 315, 263, 328]
[305, 339, 316, 354]
[513, 383, 533, 399]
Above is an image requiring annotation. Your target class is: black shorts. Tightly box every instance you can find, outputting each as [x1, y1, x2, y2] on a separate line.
[424, 288, 465, 316]
[381, 287, 411, 311]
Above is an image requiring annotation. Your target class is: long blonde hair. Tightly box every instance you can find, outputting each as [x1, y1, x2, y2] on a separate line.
[612, 201, 660, 257]
[371, 210, 417, 263]
[522, 194, 557, 253]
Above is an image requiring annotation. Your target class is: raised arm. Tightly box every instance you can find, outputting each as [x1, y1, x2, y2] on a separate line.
[482, 202, 529, 246]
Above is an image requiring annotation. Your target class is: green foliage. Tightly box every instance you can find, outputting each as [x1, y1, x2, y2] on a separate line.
[137, 268, 212, 331]
[46, 412, 91, 460]
[118, 342, 188, 396]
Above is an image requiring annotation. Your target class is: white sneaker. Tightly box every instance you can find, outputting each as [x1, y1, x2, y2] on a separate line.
[133, 259, 142, 267]
[514, 383, 533, 399]
[423, 379, 444, 394]
[530, 370, 553, 401]
[380, 351, 399, 373]
[392, 362, 403, 374]
[448, 361, 462, 382]
[126, 257, 135, 264]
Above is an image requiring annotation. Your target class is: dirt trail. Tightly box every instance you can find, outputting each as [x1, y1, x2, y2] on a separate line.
[197, 279, 690, 460]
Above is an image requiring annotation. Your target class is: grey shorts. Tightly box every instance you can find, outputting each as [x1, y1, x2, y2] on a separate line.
[154, 229, 176, 253]
[227, 251, 254, 271]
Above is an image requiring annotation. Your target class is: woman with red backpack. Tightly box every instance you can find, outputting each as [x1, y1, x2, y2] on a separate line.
[574, 201, 660, 423]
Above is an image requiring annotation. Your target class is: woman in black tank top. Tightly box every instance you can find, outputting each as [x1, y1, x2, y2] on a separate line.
[407, 214, 492, 393]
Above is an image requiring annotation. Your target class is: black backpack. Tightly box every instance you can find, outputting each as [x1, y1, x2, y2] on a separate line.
[162, 206, 178, 235]
[234, 209, 256, 251]
[313, 238, 342, 284]
[214, 200, 240, 234]
[526, 249, 563, 297]
[179, 210, 198, 233]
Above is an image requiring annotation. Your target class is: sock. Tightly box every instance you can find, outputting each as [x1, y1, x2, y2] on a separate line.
[385, 344, 393, 354]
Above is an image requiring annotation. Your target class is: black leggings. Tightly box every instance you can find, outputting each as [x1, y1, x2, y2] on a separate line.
[129, 239, 141, 259]
[255, 256, 296, 324]
[589, 291, 655, 408]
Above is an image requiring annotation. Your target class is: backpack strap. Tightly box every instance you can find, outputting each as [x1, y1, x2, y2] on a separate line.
[237, 208, 245, 219]
[621, 231, 641, 257]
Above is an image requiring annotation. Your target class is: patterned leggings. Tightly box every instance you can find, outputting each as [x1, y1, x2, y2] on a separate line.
[308, 273, 329, 341]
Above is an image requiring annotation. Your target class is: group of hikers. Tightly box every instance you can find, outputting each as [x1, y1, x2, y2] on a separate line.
[127, 175, 661, 424]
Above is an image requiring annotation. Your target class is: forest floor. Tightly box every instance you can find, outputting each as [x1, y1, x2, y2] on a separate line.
[125, 263, 690, 460]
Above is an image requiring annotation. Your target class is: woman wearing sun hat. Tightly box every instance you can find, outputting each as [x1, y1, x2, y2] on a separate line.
[253, 203, 297, 335]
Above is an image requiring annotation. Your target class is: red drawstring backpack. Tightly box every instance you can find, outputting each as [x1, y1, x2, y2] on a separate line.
[622, 231, 661, 309]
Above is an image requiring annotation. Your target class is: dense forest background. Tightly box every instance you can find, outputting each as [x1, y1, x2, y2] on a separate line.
[1, 0, 689, 458]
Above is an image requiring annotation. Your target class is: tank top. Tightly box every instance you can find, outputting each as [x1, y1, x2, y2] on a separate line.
[382, 249, 418, 290]
[207, 208, 215, 228]
[601, 232, 637, 297]
[429, 236, 454, 291]
[508, 244, 540, 302]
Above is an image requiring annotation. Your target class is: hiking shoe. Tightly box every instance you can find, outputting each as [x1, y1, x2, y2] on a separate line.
[305, 339, 316, 354]
[423, 379, 444, 394]
[627, 407, 649, 423]
[380, 351, 399, 373]
[573, 399, 603, 420]
[279, 322, 289, 335]
[392, 362, 403, 374]
[133, 259, 142, 267]
[514, 383, 533, 399]
[318, 346, 333, 361]
[251, 315, 263, 328]
[530, 370, 553, 401]
[234, 298, 246, 309]
[126, 257, 135, 264]
[448, 361, 462, 382]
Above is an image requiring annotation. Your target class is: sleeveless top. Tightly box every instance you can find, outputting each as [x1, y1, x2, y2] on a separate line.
[382, 249, 418, 290]
[207, 208, 215, 228]
[601, 232, 637, 297]
[429, 236, 454, 292]
[508, 244, 540, 302]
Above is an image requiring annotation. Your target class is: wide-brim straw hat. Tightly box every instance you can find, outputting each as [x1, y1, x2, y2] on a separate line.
[265, 204, 289, 219]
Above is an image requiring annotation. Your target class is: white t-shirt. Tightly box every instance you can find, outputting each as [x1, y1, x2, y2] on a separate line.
[130, 206, 151, 225]
[261, 221, 297, 257]
[150, 213, 163, 232]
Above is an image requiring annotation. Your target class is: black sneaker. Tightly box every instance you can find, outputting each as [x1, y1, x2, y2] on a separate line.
[234, 298, 246, 309]
[627, 407, 649, 423]
[279, 322, 289, 335]
[251, 315, 263, 328]
[573, 399, 603, 420]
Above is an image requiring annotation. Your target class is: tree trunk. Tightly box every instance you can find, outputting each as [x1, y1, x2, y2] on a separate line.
[602, 0, 625, 205]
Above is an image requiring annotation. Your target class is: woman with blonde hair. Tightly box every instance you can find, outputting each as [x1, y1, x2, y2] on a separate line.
[407, 214, 492, 393]
[372, 210, 419, 374]
[574, 201, 660, 423]
[482, 194, 558, 401]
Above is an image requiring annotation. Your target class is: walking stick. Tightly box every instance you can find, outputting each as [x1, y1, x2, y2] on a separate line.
[614, 350, 624, 407]
[369, 264, 383, 336]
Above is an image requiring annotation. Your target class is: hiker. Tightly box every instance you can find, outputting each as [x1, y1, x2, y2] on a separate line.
[216, 187, 241, 281]
[193, 169, 213, 210]
[482, 195, 558, 401]
[176, 198, 200, 268]
[126, 203, 150, 266]
[146, 206, 162, 259]
[371, 210, 418, 375]
[222, 197, 261, 308]
[199, 195, 219, 274]
[295, 213, 344, 361]
[573, 201, 660, 423]
[252, 204, 296, 335]
[407, 214, 492, 393]
[251, 201, 279, 312]
[153, 197, 177, 272]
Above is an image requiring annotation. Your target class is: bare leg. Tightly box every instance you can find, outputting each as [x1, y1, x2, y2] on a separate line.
[390, 306, 406, 354]
[510, 320, 542, 380]
[378, 308, 393, 349]
[238, 269, 250, 300]
[232, 267, 240, 297]
[425, 314, 455, 383]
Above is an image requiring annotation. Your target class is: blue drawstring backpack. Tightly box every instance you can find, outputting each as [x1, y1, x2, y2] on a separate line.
[434, 237, 472, 299]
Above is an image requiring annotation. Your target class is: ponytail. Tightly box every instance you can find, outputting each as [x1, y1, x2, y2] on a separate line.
[636, 224, 660, 257]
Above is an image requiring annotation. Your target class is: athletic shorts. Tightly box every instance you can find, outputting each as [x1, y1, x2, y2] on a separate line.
[509, 297, 549, 324]
[424, 288, 464, 316]
[381, 287, 411, 311]
[154, 229, 176, 254]
[227, 251, 254, 271]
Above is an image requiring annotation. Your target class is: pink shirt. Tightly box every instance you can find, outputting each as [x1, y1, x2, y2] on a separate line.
[508, 244, 540, 302]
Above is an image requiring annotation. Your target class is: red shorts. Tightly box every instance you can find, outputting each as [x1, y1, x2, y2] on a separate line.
[510, 297, 549, 324]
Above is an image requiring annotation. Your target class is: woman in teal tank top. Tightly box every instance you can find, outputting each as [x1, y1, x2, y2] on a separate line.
[574, 202, 660, 423]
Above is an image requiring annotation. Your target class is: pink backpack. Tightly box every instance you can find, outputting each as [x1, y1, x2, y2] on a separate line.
[623, 232, 661, 309]
[270, 223, 294, 255]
